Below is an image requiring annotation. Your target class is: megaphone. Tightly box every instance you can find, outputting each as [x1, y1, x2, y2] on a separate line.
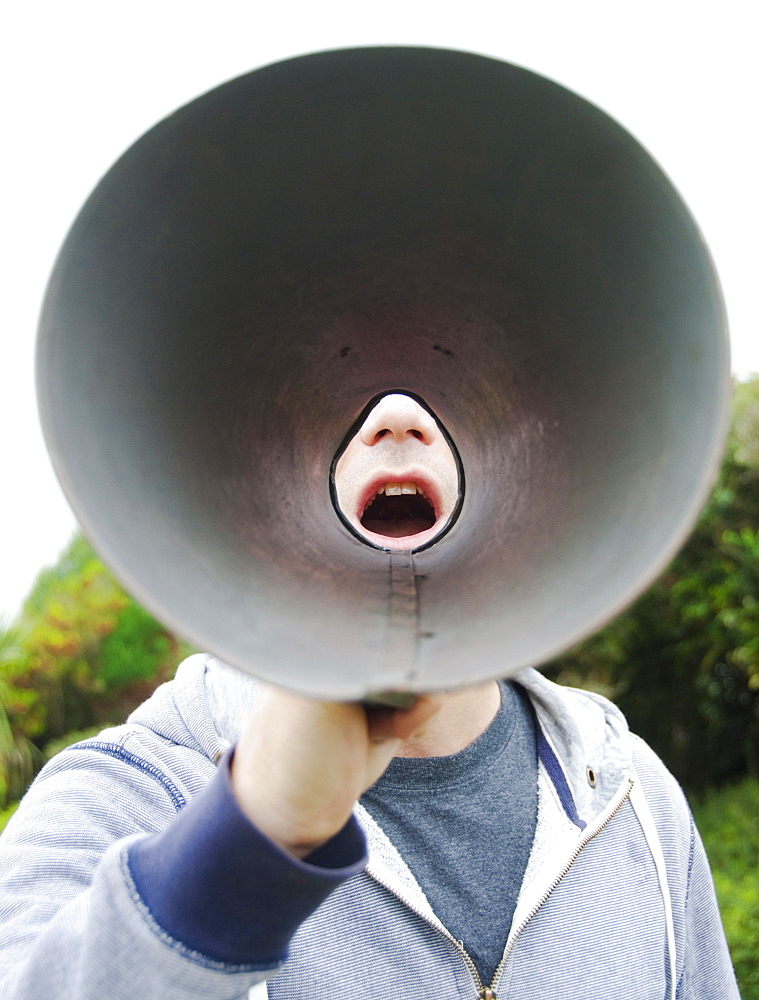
[36, 47, 730, 699]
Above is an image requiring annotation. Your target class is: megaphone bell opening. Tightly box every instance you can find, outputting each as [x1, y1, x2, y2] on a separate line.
[35, 46, 730, 698]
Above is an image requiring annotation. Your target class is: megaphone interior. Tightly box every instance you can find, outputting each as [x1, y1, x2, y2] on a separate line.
[36, 47, 730, 699]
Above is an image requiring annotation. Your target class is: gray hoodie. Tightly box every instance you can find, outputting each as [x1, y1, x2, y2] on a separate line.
[0, 655, 739, 999]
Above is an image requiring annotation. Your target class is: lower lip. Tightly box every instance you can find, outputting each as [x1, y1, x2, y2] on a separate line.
[357, 521, 448, 551]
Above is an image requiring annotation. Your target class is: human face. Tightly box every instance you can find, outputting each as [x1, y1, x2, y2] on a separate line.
[333, 393, 461, 550]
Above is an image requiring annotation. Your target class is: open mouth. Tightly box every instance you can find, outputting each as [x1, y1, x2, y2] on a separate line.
[360, 481, 437, 538]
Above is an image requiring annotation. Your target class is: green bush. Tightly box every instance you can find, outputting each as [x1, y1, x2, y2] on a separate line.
[693, 779, 759, 998]
[0, 626, 42, 805]
[0, 535, 192, 808]
[97, 599, 173, 689]
[546, 377, 759, 792]
[0, 802, 18, 835]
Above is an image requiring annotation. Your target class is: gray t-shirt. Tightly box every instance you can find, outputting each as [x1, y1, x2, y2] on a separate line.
[360, 681, 538, 987]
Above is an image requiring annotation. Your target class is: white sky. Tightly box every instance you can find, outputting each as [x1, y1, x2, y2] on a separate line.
[1, 0, 757, 622]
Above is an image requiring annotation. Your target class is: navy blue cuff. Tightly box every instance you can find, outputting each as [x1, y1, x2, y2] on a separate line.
[127, 748, 367, 966]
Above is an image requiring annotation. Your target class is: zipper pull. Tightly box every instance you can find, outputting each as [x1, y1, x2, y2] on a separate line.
[479, 990, 497, 1000]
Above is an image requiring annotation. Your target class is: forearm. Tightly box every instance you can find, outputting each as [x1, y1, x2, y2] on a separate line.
[127, 752, 367, 967]
[0, 749, 365, 1000]
[1, 839, 271, 1000]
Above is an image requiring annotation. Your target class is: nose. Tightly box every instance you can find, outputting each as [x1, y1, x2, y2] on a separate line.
[359, 394, 439, 446]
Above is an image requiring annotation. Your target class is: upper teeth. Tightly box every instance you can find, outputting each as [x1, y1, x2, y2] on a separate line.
[377, 481, 426, 497]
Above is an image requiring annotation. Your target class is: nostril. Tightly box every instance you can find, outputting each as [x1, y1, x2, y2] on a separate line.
[370, 427, 426, 444]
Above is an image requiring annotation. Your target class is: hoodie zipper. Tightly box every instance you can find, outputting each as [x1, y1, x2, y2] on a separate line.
[365, 866, 490, 996]
[367, 775, 634, 999]
[486, 775, 635, 994]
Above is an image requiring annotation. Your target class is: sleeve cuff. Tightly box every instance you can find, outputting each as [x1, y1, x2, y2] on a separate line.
[127, 748, 367, 965]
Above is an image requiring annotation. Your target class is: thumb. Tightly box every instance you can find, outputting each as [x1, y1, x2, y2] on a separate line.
[366, 694, 444, 744]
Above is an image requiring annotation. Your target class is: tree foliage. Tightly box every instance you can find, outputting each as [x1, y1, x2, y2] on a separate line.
[546, 376, 759, 792]
[0, 624, 42, 806]
[0, 536, 191, 806]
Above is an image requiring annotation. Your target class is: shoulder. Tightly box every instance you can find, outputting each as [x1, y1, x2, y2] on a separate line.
[630, 732, 690, 815]
[8, 655, 232, 834]
[629, 732, 696, 872]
